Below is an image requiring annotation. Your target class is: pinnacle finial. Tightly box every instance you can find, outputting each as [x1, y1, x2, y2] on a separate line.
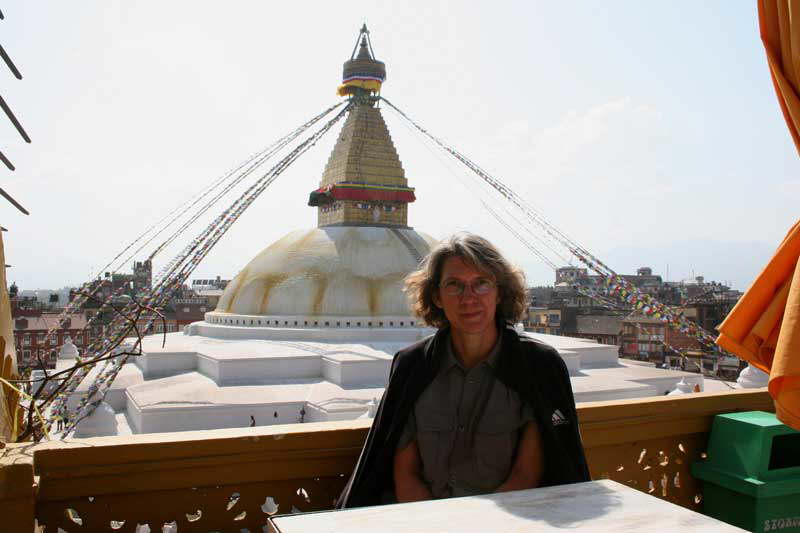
[349, 24, 376, 60]
[357, 36, 371, 59]
[338, 24, 386, 98]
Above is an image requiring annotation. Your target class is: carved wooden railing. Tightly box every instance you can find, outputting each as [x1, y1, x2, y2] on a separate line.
[579, 388, 773, 510]
[0, 388, 774, 532]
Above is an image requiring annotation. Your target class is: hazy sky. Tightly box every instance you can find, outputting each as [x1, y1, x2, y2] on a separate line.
[2, 2, 798, 291]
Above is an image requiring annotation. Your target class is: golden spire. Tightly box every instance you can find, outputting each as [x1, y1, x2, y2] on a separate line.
[308, 27, 416, 228]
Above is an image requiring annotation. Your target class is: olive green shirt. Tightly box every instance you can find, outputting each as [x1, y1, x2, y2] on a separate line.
[397, 333, 534, 498]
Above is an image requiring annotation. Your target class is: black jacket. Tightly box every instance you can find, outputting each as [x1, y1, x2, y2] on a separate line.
[338, 322, 591, 508]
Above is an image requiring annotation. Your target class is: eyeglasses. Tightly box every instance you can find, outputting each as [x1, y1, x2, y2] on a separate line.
[439, 278, 497, 296]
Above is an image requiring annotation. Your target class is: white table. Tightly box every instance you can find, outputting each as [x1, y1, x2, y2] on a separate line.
[268, 479, 746, 532]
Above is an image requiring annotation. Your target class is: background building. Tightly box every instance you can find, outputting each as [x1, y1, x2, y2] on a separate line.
[13, 313, 89, 370]
[525, 266, 743, 381]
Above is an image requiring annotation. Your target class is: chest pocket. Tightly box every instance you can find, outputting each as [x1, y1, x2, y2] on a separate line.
[474, 412, 519, 472]
[473, 386, 525, 477]
[415, 409, 454, 484]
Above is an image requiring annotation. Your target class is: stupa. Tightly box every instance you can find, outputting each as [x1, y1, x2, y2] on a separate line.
[201, 25, 431, 334]
[67, 27, 705, 438]
[71, 26, 438, 435]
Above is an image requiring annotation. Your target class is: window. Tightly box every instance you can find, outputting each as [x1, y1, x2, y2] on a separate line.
[75, 337, 83, 346]
[183, 307, 190, 313]
[200, 307, 207, 312]
[23, 335, 30, 346]
[36, 333, 44, 343]
[167, 324, 175, 332]
[22, 350, 30, 361]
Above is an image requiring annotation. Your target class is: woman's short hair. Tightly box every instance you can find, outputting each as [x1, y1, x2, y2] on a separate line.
[405, 232, 527, 328]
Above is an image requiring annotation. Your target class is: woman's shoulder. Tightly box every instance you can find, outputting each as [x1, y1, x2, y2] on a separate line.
[397, 334, 435, 356]
[512, 331, 567, 372]
[391, 333, 437, 372]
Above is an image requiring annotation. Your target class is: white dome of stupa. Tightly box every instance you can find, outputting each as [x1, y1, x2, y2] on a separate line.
[58, 336, 80, 360]
[212, 226, 436, 318]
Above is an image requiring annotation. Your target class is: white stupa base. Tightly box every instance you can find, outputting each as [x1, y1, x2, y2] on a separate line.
[72, 401, 119, 438]
[64, 327, 707, 438]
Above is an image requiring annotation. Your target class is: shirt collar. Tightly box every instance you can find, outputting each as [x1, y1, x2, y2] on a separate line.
[443, 331, 503, 372]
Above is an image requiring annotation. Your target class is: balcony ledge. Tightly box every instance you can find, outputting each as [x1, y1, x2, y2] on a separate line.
[1, 388, 773, 532]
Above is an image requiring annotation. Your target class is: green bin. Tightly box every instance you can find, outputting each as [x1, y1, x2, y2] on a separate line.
[692, 411, 800, 532]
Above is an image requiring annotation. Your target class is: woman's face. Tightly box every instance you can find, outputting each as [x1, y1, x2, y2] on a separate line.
[433, 256, 500, 336]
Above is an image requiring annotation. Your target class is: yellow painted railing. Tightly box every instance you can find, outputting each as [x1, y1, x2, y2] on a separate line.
[0, 388, 774, 532]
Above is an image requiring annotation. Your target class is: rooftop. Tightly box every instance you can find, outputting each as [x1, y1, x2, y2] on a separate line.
[13, 313, 88, 331]
[575, 315, 624, 335]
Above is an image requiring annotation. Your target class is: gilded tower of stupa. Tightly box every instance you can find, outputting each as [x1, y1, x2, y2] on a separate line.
[308, 25, 416, 228]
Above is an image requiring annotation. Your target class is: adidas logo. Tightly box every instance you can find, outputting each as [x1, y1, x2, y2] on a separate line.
[551, 409, 569, 426]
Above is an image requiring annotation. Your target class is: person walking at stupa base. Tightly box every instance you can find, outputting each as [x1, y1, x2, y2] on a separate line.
[338, 233, 590, 508]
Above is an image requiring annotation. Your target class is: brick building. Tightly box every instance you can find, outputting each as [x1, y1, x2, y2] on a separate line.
[13, 313, 89, 370]
[174, 299, 210, 329]
[620, 313, 702, 366]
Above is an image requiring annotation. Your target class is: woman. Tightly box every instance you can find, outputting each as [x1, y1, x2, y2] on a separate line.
[338, 233, 589, 508]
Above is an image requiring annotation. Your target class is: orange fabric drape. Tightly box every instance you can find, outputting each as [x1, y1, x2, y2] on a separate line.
[759, 0, 800, 154]
[724, 0, 800, 429]
[717, 220, 800, 429]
